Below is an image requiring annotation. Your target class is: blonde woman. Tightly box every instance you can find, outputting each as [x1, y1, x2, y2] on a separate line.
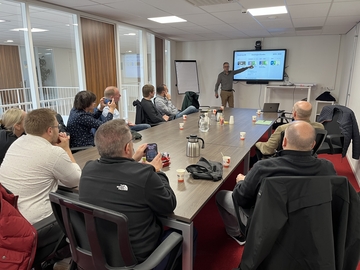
[0, 108, 26, 164]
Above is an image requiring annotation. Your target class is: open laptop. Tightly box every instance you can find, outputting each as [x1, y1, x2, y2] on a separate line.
[262, 103, 280, 112]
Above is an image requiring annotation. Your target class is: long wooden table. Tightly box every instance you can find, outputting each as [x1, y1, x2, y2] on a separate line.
[73, 108, 279, 270]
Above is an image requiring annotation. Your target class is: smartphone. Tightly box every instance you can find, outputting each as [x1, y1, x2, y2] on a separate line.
[145, 143, 158, 162]
[104, 98, 112, 104]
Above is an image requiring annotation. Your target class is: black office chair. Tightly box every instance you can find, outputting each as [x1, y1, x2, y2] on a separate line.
[277, 128, 328, 155]
[317, 108, 345, 155]
[237, 175, 360, 270]
[49, 192, 183, 270]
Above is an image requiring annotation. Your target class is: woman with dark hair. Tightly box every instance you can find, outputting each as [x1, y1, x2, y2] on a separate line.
[67, 90, 116, 148]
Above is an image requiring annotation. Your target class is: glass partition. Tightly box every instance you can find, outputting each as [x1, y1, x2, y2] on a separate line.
[118, 25, 143, 122]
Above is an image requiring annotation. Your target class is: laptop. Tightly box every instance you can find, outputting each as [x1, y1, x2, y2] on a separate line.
[262, 103, 280, 112]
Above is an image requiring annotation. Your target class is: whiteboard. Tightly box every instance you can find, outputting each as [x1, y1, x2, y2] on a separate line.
[175, 60, 200, 94]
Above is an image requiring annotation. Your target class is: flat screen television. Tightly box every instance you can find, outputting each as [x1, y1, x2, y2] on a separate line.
[233, 49, 287, 84]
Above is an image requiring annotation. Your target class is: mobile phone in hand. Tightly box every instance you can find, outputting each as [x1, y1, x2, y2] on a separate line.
[104, 98, 112, 104]
[145, 143, 158, 162]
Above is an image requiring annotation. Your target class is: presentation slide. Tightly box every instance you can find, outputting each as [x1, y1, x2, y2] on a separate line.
[233, 49, 286, 81]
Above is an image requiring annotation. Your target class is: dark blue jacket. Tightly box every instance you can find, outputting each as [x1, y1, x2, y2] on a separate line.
[318, 105, 360, 159]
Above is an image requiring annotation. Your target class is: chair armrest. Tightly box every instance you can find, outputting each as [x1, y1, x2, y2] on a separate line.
[132, 232, 183, 270]
[70, 146, 93, 153]
[325, 134, 344, 153]
[33, 214, 57, 231]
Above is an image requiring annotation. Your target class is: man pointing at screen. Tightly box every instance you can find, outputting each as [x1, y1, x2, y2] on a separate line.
[215, 62, 253, 108]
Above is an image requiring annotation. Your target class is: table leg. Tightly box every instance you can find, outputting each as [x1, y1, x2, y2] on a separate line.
[243, 152, 250, 174]
[159, 217, 193, 270]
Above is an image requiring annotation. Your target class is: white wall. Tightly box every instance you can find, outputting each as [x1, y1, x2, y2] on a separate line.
[52, 48, 79, 87]
[340, 24, 360, 186]
[175, 35, 342, 115]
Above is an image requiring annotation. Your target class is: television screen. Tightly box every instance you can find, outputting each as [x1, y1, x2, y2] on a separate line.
[233, 49, 287, 83]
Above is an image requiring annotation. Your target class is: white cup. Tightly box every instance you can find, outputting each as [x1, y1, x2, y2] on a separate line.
[257, 109, 261, 115]
[183, 115, 187, 120]
[176, 169, 186, 182]
[179, 123, 184, 130]
[222, 156, 231, 168]
[240, 132, 246, 140]
[229, 115, 234, 125]
[252, 115, 257, 122]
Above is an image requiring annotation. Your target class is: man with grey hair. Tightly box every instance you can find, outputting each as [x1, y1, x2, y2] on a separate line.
[216, 121, 336, 245]
[255, 100, 324, 156]
[79, 119, 176, 263]
[99, 86, 151, 131]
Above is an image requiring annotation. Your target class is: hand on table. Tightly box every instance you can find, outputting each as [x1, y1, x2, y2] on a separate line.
[162, 115, 169, 121]
[236, 173, 245, 183]
[128, 121, 135, 126]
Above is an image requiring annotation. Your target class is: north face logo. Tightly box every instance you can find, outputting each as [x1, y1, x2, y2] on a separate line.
[117, 184, 128, 191]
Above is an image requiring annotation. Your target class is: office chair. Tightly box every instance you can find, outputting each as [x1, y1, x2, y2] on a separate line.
[237, 175, 360, 270]
[49, 192, 183, 270]
[277, 128, 328, 155]
[317, 108, 344, 155]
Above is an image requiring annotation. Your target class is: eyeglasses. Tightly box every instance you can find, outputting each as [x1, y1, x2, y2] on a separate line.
[124, 137, 135, 151]
[223, 65, 229, 68]
[51, 124, 61, 129]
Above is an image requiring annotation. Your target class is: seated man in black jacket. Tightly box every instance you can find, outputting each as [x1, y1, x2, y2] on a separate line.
[216, 121, 337, 245]
[140, 84, 170, 125]
[79, 119, 177, 264]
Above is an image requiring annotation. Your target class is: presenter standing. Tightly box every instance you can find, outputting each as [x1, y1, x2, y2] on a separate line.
[214, 62, 253, 108]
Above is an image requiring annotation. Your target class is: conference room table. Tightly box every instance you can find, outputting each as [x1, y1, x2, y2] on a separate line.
[73, 108, 279, 270]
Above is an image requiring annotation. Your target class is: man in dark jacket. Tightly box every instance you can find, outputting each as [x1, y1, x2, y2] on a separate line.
[79, 119, 176, 263]
[140, 84, 169, 125]
[216, 121, 336, 245]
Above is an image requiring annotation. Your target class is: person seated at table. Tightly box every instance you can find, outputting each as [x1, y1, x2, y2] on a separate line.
[0, 108, 81, 264]
[141, 84, 170, 125]
[99, 86, 151, 131]
[255, 101, 324, 157]
[154, 84, 198, 119]
[0, 107, 26, 165]
[79, 119, 177, 265]
[67, 90, 116, 148]
[216, 121, 336, 245]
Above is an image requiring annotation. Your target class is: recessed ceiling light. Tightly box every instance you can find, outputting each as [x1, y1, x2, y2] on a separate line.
[0, 20, 5, 23]
[248, 6, 287, 16]
[6, 40, 13, 43]
[127, 50, 132, 53]
[124, 33, 136, 36]
[268, 15, 278, 19]
[10, 28, 49, 32]
[148, 16, 186, 24]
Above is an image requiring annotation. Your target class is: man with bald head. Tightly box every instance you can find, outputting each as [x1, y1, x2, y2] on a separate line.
[255, 101, 324, 156]
[216, 121, 336, 245]
[99, 86, 151, 131]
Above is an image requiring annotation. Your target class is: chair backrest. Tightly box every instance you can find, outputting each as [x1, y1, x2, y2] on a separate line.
[240, 175, 359, 270]
[277, 128, 327, 155]
[49, 192, 137, 270]
[181, 91, 199, 111]
[133, 99, 146, 125]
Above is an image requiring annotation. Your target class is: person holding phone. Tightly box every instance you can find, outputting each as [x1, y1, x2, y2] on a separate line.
[99, 86, 151, 131]
[79, 119, 176, 266]
[67, 90, 116, 148]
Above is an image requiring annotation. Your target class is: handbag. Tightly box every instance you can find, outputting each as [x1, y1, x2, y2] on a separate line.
[186, 157, 223, 181]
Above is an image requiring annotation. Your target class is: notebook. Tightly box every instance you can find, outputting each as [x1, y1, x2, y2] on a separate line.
[262, 103, 280, 112]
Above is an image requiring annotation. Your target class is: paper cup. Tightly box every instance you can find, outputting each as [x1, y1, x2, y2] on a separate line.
[257, 109, 261, 115]
[179, 123, 184, 130]
[176, 169, 186, 182]
[183, 115, 187, 120]
[240, 132, 246, 140]
[229, 116, 234, 125]
[252, 115, 257, 122]
[222, 156, 231, 168]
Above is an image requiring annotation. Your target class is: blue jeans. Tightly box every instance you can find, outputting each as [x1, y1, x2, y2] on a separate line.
[175, 106, 198, 119]
[130, 124, 151, 131]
